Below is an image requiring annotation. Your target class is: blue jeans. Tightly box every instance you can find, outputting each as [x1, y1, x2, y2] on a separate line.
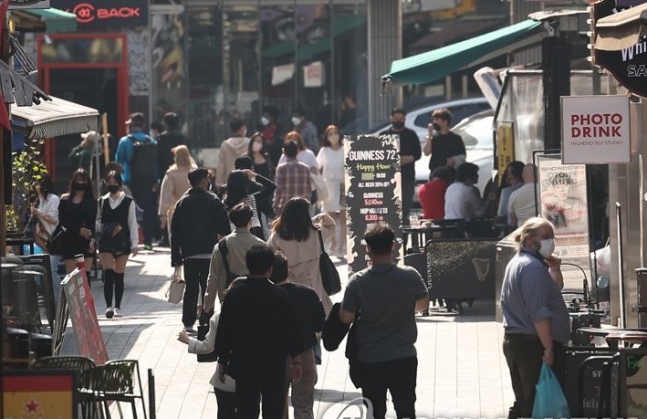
[49, 254, 63, 305]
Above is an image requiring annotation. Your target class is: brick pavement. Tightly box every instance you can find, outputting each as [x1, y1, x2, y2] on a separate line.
[60, 249, 514, 419]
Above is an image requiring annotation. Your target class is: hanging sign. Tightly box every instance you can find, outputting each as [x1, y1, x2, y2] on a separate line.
[56, 0, 148, 29]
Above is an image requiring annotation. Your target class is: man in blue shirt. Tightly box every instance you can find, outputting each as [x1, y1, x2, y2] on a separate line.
[115, 112, 158, 250]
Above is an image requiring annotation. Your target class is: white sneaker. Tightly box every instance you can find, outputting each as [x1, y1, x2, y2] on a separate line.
[106, 307, 114, 319]
[114, 308, 122, 317]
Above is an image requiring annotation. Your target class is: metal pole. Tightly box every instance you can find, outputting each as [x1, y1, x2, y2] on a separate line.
[148, 368, 156, 419]
[616, 202, 627, 329]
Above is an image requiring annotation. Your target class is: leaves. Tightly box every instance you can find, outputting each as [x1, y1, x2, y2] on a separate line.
[8, 137, 48, 231]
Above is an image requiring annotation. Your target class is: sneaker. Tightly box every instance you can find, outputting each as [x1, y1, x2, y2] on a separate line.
[114, 308, 122, 317]
[106, 307, 114, 319]
[143, 244, 153, 251]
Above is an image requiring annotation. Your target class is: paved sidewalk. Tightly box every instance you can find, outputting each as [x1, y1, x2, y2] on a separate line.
[60, 249, 514, 419]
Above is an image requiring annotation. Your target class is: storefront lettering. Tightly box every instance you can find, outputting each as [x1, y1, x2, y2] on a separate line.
[97, 7, 140, 19]
[570, 113, 623, 138]
[72, 3, 141, 23]
[628, 64, 647, 77]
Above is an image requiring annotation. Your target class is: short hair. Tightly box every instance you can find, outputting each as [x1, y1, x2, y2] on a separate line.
[507, 161, 525, 181]
[188, 167, 209, 187]
[262, 105, 279, 121]
[293, 108, 307, 118]
[432, 108, 452, 125]
[283, 140, 299, 158]
[456, 162, 479, 183]
[431, 166, 456, 183]
[163, 112, 180, 130]
[234, 155, 253, 170]
[104, 170, 123, 187]
[229, 202, 254, 228]
[150, 121, 164, 133]
[269, 251, 289, 284]
[514, 217, 554, 250]
[229, 118, 246, 133]
[391, 107, 406, 117]
[127, 112, 145, 128]
[246, 245, 276, 276]
[364, 223, 395, 255]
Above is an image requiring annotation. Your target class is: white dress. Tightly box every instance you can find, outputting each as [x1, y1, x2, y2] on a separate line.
[316, 147, 345, 212]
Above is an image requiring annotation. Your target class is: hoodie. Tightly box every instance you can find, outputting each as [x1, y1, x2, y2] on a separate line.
[216, 136, 250, 186]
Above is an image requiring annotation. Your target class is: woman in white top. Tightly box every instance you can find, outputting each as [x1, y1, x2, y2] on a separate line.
[277, 130, 320, 170]
[96, 171, 139, 319]
[316, 125, 346, 258]
[30, 175, 62, 303]
[159, 145, 196, 245]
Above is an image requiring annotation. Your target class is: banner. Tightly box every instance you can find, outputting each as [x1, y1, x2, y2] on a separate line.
[344, 134, 402, 276]
[61, 269, 109, 365]
[3, 370, 77, 419]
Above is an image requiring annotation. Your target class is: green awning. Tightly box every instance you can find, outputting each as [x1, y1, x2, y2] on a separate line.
[383, 19, 543, 87]
[26, 8, 78, 33]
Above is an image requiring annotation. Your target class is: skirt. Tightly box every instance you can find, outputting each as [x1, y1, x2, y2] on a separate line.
[322, 179, 345, 213]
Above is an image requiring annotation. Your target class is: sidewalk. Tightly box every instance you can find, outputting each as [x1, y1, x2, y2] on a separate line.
[60, 249, 514, 419]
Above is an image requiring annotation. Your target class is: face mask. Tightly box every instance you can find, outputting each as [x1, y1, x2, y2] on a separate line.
[72, 182, 86, 191]
[252, 142, 262, 152]
[328, 134, 340, 144]
[392, 121, 404, 130]
[261, 117, 270, 126]
[106, 184, 120, 194]
[291, 117, 302, 126]
[538, 238, 555, 258]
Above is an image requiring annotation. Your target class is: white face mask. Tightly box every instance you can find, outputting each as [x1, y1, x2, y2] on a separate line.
[252, 142, 262, 152]
[328, 134, 340, 144]
[538, 238, 555, 258]
[261, 117, 270, 126]
[291, 117, 302, 126]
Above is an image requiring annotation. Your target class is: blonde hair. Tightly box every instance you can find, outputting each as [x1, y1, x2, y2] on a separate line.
[513, 217, 554, 250]
[172, 145, 196, 169]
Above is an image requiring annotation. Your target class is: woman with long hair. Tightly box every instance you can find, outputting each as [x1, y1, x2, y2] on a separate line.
[97, 171, 139, 318]
[316, 125, 347, 258]
[224, 169, 276, 240]
[159, 145, 196, 245]
[277, 130, 319, 170]
[267, 197, 335, 316]
[58, 168, 96, 282]
[245, 132, 274, 180]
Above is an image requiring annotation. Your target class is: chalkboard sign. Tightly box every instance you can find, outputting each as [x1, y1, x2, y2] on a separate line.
[344, 134, 402, 276]
[563, 348, 618, 416]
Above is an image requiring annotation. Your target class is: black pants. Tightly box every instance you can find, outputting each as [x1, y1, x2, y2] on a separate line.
[214, 388, 236, 419]
[182, 258, 210, 328]
[401, 180, 415, 223]
[358, 356, 417, 419]
[235, 368, 286, 419]
[502, 334, 564, 419]
[130, 180, 156, 246]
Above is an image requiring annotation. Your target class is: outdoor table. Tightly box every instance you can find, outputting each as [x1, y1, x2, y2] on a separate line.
[402, 224, 460, 253]
[577, 327, 647, 348]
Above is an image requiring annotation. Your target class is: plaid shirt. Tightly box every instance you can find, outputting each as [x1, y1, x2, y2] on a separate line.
[273, 158, 312, 214]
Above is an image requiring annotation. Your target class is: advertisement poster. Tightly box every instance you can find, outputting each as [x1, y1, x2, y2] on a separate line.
[62, 269, 108, 366]
[497, 122, 514, 186]
[537, 155, 592, 290]
[345, 134, 402, 276]
[3, 370, 77, 419]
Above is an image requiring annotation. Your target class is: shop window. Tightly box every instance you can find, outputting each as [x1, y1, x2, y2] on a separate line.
[41, 38, 123, 64]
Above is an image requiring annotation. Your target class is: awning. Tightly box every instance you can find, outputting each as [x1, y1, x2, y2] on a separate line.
[11, 96, 99, 139]
[11, 8, 78, 33]
[595, 2, 647, 51]
[409, 19, 507, 51]
[382, 19, 544, 88]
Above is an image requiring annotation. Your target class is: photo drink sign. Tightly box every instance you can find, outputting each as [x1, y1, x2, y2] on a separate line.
[344, 134, 402, 276]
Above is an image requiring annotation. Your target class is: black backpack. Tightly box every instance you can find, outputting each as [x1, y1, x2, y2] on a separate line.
[129, 135, 158, 179]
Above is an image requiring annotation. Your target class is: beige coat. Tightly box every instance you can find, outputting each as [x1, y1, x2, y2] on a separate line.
[159, 165, 192, 224]
[216, 136, 250, 186]
[267, 219, 336, 317]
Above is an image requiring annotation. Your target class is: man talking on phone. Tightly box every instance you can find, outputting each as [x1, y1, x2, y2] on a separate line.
[423, 108, 466, 173]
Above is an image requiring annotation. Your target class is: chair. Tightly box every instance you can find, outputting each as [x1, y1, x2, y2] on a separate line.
[90, 360, 147, 419]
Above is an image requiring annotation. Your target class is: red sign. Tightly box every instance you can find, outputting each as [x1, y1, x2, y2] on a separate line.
[57, 0, 148, 30]
[62, 269, 109, 365]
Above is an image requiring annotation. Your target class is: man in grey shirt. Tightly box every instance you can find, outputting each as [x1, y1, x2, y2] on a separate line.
[340, 223, 429, 419]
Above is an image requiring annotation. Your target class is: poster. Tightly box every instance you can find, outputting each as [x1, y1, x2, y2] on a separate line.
[497, 123, 514, 186]
[61, 269, 109, 366]
[345, 134, 402, 276]
[3, 370, 77, 419]
[537, 155, 592, 291]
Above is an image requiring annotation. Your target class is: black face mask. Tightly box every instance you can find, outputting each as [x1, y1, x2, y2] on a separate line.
[106, 184, 120, 194]
[72, 182, 87, 191]
[392, 121, 404, 130]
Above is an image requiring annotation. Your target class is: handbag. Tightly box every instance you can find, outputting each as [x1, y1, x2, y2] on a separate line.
[532, 363, 571, 419]
[165, 269, 185, 304]
[318, 229, 341, 296]
[46, 224, 66, 256]
[310, 170, 329, 202]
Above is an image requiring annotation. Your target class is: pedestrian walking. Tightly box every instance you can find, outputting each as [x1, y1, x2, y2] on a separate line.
[224, 170, 275, 240]
[273, 141, 312, 216]
[171, 167, 231, 332]
[339, 223, 430, 419]
[58, 168, 97, 282]
[500, 217, 569, 419]
[215, 245, 303, 419]
[270, 251, 325, 419]
[245, 132, 275, 180]
[216, 118, 250, 187]
[68, 131, 98, 173]
[97, 171, 139, 318]
[159, 145, 196, 246]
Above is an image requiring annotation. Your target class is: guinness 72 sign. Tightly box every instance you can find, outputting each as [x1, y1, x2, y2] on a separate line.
[594, 0, 647, 98]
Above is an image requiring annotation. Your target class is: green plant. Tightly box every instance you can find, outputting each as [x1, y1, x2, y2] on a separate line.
[8, 137, 48, 232]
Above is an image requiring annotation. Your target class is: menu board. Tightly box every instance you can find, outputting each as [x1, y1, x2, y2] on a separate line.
[344, 134, 402, 276]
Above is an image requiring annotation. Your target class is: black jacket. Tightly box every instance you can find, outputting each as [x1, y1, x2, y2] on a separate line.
[171, 187, 231, 266]
[157, 130, 188, 175]
[322, 303, 362, 388]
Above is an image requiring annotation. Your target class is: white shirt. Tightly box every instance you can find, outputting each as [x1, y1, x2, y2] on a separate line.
[444, 182, 484, 220]
[37, 193, 60, 235]
[98, 191, 139, 248]
[278, 149, 319, 170]
[316, 146, 345, 181]
[508, 182, 538, 227]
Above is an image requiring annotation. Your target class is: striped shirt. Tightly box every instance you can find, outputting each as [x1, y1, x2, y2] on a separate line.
[273, 158, 312, 215]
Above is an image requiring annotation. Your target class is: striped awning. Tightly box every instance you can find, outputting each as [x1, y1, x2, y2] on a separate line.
[11, 95, 99, 139]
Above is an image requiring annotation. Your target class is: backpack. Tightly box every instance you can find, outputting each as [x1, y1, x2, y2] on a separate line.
[128, 135, 158, 180]
[218, 238, 238, 287]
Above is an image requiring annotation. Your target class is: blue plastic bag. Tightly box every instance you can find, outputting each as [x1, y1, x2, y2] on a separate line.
[533, 363, 571, 419]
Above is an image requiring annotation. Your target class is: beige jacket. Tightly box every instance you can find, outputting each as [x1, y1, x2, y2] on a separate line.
[216, 136, 250, 186]
[203, 228, 266, 311]
[159, 166, 192, 218]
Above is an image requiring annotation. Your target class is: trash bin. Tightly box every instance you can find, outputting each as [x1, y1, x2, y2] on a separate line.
[3, 328, 30, 367]
[30, 332, 53, 359]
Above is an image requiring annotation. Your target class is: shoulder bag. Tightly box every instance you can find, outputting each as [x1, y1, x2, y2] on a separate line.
[318, 229, 341, 296]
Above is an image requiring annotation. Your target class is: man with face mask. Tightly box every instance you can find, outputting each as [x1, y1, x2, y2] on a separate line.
[379, 108, 422, 224]
[500, 217, 568, 419]
[260, 105, 285, 167]
[291, 108, 319, 155]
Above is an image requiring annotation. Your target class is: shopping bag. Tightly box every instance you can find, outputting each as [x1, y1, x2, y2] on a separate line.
[165, 268, 185, 304]
[532, 363, 571, 419]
